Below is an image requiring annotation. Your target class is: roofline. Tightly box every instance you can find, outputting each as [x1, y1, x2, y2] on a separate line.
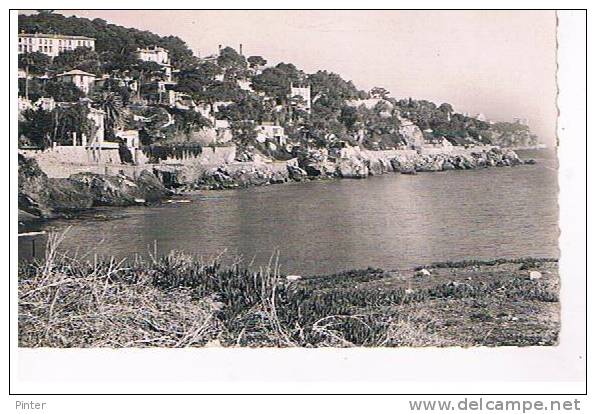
[19, 33, 96, 41]
[136, 46, 168, 52]
[54, 70, 97, 78]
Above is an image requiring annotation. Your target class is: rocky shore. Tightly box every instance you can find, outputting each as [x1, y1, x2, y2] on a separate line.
[170, 146, 532, 190]
[18, 155, 170, 220]
[18, 146, 532, 216]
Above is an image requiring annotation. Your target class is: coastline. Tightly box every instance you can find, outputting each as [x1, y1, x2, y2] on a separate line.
[155, 145, 534, 191]
[18, 145, 537, 224]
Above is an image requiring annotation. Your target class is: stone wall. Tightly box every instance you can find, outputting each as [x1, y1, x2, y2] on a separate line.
[19, 146, 124, 178]
[20, 143, 237, 179]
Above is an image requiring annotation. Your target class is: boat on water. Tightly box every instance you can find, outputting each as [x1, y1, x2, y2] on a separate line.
[165, 199, 192, 204]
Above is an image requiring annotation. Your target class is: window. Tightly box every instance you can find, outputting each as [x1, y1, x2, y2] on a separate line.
[18, 45, 22, 52]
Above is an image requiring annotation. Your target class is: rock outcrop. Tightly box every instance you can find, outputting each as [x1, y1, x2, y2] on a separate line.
[296, 146, 529, 180]
[18, 155, 169, 219]
[194, 164, 292, 190]
[69, 170, 169, 206]
[336, 158, 369, 178]
[144, 144, 529, 192]
[19, 155, 94, 219]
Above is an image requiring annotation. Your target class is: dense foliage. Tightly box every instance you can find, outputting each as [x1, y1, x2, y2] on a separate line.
[19, 11, 195, 71]
[19, 103, 95, 148]
[18, 11, 539, 151]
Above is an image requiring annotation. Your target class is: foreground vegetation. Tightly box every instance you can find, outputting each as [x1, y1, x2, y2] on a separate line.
[19, 235, 559, 348]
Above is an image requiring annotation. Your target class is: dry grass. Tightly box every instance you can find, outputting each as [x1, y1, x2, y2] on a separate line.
[19, 242, 220, 348]
[18, 232, 560, 348]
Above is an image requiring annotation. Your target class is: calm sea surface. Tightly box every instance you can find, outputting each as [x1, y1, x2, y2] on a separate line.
[20, 149, 559, 275]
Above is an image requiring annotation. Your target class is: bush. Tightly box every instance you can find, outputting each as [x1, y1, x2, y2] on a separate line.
[18, 234, 559, 348]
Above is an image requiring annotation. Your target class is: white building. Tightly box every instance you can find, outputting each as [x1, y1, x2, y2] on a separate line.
[345, 98, 394, 111]
[18, 96, 32, 113]
[194, 102, 213, 120]
[135, 46, 172, 81]
[237, 79, 253, 91]
[256, 122, 287, 146]
[86, 106, 105, 146]
[289, 83, 311, 113]
[167, 90, 200, 111]
[198, 54, 219, 63]
[136, 46, 170, 65]
[116, 130, 140, 149]
[54, 69, 96, 94]
[18, 33, 95, 57]
[116, 129, 142, 163]
[214, 119, 233, 143]
[34, 97, 56, 111]
[212, 101, 234, 113]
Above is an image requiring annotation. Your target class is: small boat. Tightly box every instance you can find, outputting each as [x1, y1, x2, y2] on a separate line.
[134, 198, 146, 204]
[18, 231, 47, 238]
[165, 199, 192, 204]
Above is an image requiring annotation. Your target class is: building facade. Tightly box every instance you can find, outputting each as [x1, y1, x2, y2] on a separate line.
[18, 33, 95, 57]
[256, 122, 287, 146]
[135, 46, 172, 81]
[136, 46, 170, 65]
[54, 69, 96, 94]
[290, 83, 311, 113]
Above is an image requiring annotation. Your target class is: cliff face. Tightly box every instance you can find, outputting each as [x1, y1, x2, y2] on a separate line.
[19, 155, 94, 219]
[18, 155, 170, 219]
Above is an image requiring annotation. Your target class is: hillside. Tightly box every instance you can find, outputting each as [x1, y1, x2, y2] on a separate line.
[18, 11, 195, 70]
[18, 11, 540, 154]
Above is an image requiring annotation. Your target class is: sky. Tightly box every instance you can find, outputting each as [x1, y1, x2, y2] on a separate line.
[55, 10, 557, 145]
